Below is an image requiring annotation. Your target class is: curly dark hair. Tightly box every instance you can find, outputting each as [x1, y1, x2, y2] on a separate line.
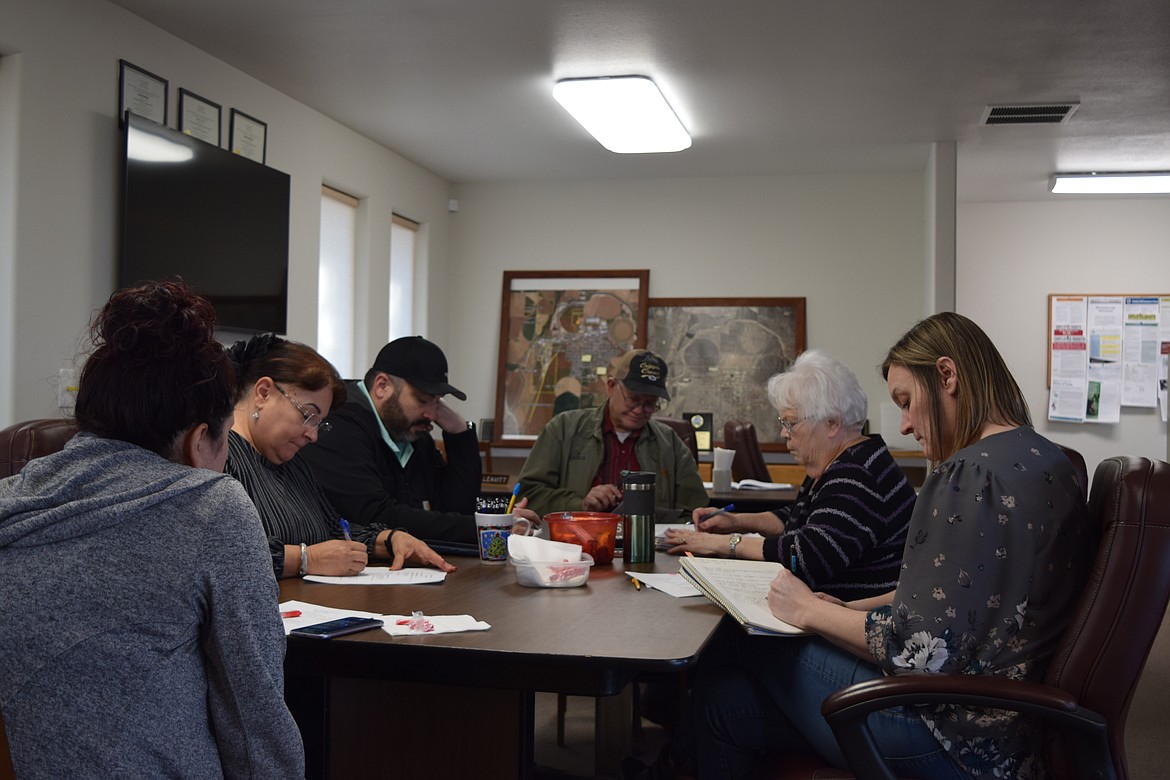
[74, 280, 239, 458]
[228, 333, 347, 409]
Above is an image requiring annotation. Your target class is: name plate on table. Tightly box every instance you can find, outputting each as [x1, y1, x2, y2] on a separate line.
[482, 473, 511, 485]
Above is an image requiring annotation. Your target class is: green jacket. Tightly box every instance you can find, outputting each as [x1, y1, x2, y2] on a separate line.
[518, 405, 708, 520]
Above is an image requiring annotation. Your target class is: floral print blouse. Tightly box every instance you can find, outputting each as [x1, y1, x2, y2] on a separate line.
[865, 427, 1094, 779]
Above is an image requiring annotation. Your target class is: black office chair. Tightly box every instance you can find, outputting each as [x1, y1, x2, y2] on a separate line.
[722, 418, 771, 482]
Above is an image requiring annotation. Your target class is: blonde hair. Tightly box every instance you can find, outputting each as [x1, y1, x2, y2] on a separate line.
[882, 312, 1030, 461]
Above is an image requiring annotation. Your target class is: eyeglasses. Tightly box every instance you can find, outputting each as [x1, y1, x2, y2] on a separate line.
[777, 416, 807, 435]
[617, 382, 662, 413]
[274, 383, 332, 432]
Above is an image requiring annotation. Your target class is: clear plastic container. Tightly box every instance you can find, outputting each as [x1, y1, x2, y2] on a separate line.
[510, 553, 595, 588]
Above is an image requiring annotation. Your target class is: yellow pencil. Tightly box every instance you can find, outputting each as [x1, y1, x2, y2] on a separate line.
[505, 482, 520, 514]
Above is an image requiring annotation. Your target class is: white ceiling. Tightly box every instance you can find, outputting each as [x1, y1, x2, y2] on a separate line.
[108, 0, 1170, 201]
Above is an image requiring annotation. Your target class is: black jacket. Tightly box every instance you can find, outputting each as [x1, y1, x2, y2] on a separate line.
[300, 381, 480, 543]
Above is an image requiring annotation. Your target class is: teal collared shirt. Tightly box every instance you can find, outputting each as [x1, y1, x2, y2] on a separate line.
[356, 381, 414, 468]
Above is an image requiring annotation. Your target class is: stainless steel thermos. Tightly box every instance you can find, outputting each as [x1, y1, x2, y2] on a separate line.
[619, 470, 656, 564]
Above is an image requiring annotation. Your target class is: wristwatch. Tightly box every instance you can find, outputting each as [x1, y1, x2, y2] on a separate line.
[728, 533, 743, 559]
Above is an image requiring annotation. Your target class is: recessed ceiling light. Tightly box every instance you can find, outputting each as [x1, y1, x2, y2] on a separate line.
[553, 76, 691, 154]
[1050, 172, 1170, 194]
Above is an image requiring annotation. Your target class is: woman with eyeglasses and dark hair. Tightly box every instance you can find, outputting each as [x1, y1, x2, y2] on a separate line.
[226, 333, 453, 578]
[0, 281, 303, 777]
[666, 348, 916, 601]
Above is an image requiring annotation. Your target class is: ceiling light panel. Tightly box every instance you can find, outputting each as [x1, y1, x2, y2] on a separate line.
[553, 76, 691, 154]
[1050, 173, 1170, 194]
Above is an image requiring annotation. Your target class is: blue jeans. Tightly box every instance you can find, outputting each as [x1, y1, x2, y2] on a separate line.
[680, 621, 968, 779]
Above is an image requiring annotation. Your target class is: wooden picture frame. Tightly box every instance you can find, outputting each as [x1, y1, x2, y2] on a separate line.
[647, 297, 806, 451]
[178, 88, 221, 146]
[230, 108, 267, 164]
[493, 270, 649, 445]
[118, 59, 168, 126]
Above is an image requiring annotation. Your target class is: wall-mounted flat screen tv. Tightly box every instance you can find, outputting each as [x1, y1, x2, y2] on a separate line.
[118, 112, 291, 334]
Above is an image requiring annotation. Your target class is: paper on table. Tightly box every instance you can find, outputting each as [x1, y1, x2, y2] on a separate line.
[381, 614, 491, 636]
[732, 478, 794, 490]
[279, 600, 384, 635]
[626, 571, 702, 598]
[303, 567, 447, 585]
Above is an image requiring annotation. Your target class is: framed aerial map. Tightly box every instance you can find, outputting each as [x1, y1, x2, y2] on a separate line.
[647, 297, 806, 451]
[494, 270, 649, 444]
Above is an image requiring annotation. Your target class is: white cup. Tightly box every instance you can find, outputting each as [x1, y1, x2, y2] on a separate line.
[474, 512, 535, 563]
[712, 468, 733, 492]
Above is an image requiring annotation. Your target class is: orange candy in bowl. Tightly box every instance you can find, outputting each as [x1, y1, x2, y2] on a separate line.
[543, 511, 620, 565]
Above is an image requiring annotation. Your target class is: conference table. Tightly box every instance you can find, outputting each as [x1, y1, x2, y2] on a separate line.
[280, 550, 725, 779]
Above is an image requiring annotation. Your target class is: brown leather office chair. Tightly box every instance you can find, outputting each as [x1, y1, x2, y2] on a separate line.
[1057, 444, 1089, 501]
[754, 455, 1170, 780]
[722, 418, 771, 482]
[0, 417, 80, 479]
[0, 418, 79, 779]
[654, 416, 700, 463]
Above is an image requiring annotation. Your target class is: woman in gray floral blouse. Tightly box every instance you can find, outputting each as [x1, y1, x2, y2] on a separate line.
[680, 312, 1094, 779]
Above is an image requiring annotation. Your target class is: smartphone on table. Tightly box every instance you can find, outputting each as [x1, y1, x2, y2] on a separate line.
[288, 616, 384, 639]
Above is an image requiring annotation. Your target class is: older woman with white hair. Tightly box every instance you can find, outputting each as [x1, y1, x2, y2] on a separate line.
[665, 349, 915, 600]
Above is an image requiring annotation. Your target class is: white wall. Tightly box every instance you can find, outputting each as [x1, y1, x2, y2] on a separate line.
[446, 173, 929, 434]
[0, 0, 452, 426]
[958, 198, 1170, 477]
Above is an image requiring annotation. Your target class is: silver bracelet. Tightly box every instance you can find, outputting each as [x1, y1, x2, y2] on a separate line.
[299, 542, 309, 576]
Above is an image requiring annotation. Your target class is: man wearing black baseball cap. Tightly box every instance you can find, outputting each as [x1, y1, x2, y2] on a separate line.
[303, 336, 536, 543]
[517, 349, 707, 518]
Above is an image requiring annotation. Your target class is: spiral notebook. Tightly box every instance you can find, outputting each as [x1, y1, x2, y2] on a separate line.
[678, 557, 808, 636]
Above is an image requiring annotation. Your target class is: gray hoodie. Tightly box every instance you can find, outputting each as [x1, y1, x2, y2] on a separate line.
[0, 433, 303, 778]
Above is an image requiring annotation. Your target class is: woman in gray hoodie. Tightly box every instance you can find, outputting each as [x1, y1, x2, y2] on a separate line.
[0, 281, 303, 778]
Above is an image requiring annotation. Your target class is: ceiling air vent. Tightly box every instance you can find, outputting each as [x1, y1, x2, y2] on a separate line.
[981, 103, 1079, 125]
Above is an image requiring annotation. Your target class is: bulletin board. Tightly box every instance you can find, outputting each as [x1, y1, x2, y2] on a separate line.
[1047, 293, 1170, 425]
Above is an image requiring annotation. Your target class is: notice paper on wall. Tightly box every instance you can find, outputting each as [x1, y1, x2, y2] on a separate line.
[1048, 294, 1169, 424]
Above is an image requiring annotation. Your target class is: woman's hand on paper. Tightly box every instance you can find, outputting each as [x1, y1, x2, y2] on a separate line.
[310, 540, 368, 576]
[389, 531, 456, 573]
[664, 529, 728, 557]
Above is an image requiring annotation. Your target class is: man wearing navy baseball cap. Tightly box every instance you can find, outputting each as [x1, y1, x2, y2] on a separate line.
[303, 336, 537, 544]
[517, 349, 707, 518]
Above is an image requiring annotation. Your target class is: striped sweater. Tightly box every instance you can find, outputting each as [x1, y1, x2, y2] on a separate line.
[762, 434, 915, 600]
[226, 430, 388, 577]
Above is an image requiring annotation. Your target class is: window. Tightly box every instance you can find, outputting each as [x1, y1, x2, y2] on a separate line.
[318, 186, 357, 378]
[389, 214, 418, 340]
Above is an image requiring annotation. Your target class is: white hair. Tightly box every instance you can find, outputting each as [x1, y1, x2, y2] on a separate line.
[766, 349, 867, 431]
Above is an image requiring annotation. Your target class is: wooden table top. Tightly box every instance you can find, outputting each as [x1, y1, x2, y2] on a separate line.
[280, 550, 724, 697]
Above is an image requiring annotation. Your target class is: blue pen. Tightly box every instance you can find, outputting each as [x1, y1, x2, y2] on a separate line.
[790, 550, 797, 574]
[339, 518, 353, 542]
[505, 482, 521, 514]
[697, 503, 735, 529]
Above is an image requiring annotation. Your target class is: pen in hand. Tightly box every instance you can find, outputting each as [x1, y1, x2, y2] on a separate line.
[698, 503, 736, 529]
[339, 518, 353, 542]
